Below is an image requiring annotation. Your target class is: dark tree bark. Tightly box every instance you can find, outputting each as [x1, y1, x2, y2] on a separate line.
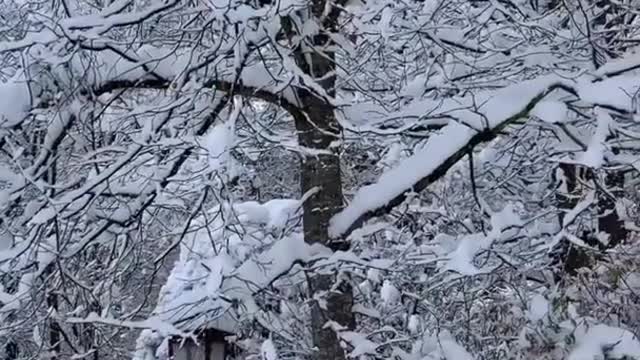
[5, 342, 18, 360]
[554, 164, 592, 276]
[552, 0, 628, 278]
[554, 160, 628, 277]
[47, 290, 61, 358]
[3, 276, 19, 360]
[597, 169, 627, 248]
[290, 3, 354, 359]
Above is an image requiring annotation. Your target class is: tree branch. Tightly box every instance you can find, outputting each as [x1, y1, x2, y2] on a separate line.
[92, 77, 305, 120]
[331, 80, 571, 238]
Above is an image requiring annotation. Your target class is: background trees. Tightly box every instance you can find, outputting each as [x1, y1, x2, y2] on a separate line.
[2, 0, 640, 359]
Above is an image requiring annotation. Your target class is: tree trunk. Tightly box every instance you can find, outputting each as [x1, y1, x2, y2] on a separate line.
[5, 342, 18, 360]
[588, 0, 629, 255]
[597, 170, 627, 248]
[292, 4, 354, 359]
[554, 158, 627, 277]
[47, 290, 61, 358]
[553, 0, 628, 277]
[3, 276, 19, 360]
[554, 164, 591, 277]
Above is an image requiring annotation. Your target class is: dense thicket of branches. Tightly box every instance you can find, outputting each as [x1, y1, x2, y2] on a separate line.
[2, 0, 640, 359]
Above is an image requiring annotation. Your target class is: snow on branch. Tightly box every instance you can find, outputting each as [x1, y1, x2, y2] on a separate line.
[0, 1, 180, 52]
[567, 320, 640, 360]
[60, 0, 179, 34]
[0, 78, 31, 127]
[146, 199, 330, 335]
[595, 49, 640, 78]
[329, 76, 572, 238]
[330, 60, 640, 238]
[79, 198, 331, 359]
[74, 45, 304, 116]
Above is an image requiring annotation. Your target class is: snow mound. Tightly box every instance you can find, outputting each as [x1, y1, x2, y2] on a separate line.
[531, 100, 568, 124]
[569, 323, 640, 360]
[153, 199, 303, 333]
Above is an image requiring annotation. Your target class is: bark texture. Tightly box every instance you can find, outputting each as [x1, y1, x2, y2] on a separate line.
[554, 164, 591, 276]
[597, 163, 627, 249]
[554, 164, 627, 277]
[553, 0, 629, 277]
[291, 3, 354, 359]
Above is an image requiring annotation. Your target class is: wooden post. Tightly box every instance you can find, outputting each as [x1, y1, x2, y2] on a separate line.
[169, 329, 229, 360]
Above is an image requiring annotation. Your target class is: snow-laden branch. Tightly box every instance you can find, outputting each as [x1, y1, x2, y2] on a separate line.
[329, 76, 572, 238]
[0, 0, 180, 52]
[330, 48, 640, 238]
[93, 74, 303, 118]
[67, 314, 194, 340]
[145, 199, 330, 335]
[69, 236, 328, 337]
[69, 198, 330, 345]
[61, 0, 179, 34]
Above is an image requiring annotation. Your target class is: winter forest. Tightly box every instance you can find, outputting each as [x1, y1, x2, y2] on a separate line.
[4, 0, 640, 359]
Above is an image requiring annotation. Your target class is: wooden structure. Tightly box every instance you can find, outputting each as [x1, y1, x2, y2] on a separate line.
[169, 328, 232, 360]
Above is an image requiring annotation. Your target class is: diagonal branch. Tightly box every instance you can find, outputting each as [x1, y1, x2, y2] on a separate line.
[93, 77, 305, 120]
[329, 78, 573, 239]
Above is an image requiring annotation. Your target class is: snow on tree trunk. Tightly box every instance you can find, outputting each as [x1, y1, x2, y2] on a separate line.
[554, 163, 592, 277]
[291, 1, 354, 359]
[553, 0, 630, 277]
[598, 169, 627, 248]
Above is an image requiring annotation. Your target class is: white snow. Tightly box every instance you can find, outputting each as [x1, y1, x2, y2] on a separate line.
[328, 121, 474, 238]
[153, 200, 305, 331]
[577, 75, 640, 112]
[60, 0, 182, 36]
[442, 204, 522, 275]
[341, 331, 379, 358]
[29, 207, 57, 225]
[236, 62, 298, 105]
[132, 198, 330, 359]
[203, 97, 241, 172]
[564, 190, 596, 228]
[358, 279, 374, 298]
[408, 314, 421, 335]
[544, 190, 596, 251]
[329, 76, 565, 237]
[531, 100, 568, 124]
[527, 294, 549, 322]
[379, 6, 394, 40]
[401, 73, 429, 98]
[380, 280, 401, 307]
[32, 325, 42, 348]
[413, 331, 475, 360]
[595, 48, 640, 77]
[621, 273, 640, 293]
[366, 268, 382, 284]
[0, 30, 57, 53]
[330, 71, 640, 238]
[578, 107, 612, 168]
[260, 338, 278, 360]
[568, 323, 640, 360]
[0, 79, 31, 127]
[443, 233, 488, 276]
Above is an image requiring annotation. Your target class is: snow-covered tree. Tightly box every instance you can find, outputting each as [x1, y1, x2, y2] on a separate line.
[2, 0, 640, 359]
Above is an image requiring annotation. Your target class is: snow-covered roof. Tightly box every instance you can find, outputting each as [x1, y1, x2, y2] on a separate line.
[151, 198, 305, 334]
